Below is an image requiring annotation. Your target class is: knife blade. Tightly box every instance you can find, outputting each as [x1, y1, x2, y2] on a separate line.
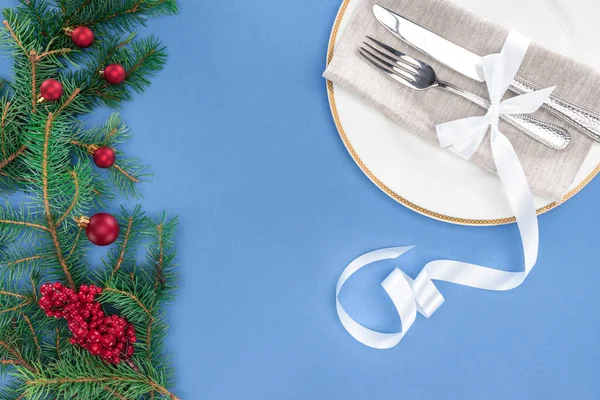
[373, 4, 600, 143]
[373, 4, 484, 82]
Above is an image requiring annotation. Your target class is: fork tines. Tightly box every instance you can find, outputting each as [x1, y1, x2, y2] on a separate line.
[359, 36, 433, 89]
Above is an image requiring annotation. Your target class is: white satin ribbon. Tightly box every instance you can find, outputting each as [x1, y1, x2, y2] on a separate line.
[336, 31, 556, 349]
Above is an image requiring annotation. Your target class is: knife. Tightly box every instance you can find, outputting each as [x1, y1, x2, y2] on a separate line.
[373, 4, 600, 143]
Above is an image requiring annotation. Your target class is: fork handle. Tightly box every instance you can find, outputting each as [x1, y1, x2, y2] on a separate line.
[511, 76, 600, 143]
[438, 81, 571, 151]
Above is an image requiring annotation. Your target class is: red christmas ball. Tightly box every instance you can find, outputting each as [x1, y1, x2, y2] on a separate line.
[40, 79, 63, 102]
[71, 26, 94, 48]
[103, 64, 126, 85]
[85, 213, 120, 246]
[93, 147, 116, 169]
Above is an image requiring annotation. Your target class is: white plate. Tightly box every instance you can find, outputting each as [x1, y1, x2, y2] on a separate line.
[327, 0, 600, 225]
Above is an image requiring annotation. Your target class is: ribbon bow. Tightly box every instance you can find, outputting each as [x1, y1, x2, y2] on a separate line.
[335, 31, 556, 349]
[436, 31, 555, 160]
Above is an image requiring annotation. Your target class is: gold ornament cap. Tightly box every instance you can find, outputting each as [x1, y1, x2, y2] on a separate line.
[77, 216, 90, 228]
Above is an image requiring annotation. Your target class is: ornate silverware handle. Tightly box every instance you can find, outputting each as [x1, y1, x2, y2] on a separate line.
[511, 76, 600, 143]
[439, 81, 571, 150]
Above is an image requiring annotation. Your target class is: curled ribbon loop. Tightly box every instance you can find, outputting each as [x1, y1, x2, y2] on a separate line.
[336, 31, 555, 349]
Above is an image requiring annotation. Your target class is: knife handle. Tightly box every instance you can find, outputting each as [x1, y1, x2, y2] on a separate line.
[511, 76, 600, 143]
[439, 81, 571, 150]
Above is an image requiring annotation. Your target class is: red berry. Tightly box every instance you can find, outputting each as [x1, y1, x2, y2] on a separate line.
[41, 284, 53, 295]
[89, 342, 102, 355]
[39, 296, 53, 309]
[86, 329, 101, 343]
[101, 334, 116, 348]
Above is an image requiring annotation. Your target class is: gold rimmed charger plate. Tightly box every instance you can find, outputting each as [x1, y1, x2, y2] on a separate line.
[326, 0, 600, 226]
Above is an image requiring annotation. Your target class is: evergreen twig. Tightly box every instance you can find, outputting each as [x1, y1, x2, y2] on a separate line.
[0, 1, 180, 398]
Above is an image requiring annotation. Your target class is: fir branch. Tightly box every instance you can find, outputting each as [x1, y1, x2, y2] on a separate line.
[0, 202, 51, 245]
[113, 163, 139, 183]
[7, 255, 47, 268]
[71, 0, 93, 20]
[56, 87, 81, 115]
[1, 246, 51, 282]
[1, 101, 10, 157]
[55, 327, 60, 359]
[55, 169, 79, 227]
[42, 112, 74, 288]
[19, 313, 41, 356]
[154, 223, 164, 289]
[0, 340, 36, 373]
[147, 379, 180, 400]
[0, 290, 26, 300]
[97, 33, 137, 73]
[1, 19, 27, 56]
[0, 302, 30, 315]
[105, 127, 118, 142]
[30, 50, 38, 112]
[104, 385, 128, 400]
[103, 287, 154, 322]
[0, 2, 180, 397]
[18, 0, 50, 37]
[71, 115, 146, 198]
[63, 0, 178, 33]
[113, 216, 134, 275]
[146, 221, 165, 363]
[65, 227, 82, 260]
[0, 145, 26, 171]
[0, 219, 49, 233]
[29, 276, 37, 302]
[38, 47, 72, 59]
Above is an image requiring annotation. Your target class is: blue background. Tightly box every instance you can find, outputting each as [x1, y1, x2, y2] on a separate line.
[3, 1, 600, 399]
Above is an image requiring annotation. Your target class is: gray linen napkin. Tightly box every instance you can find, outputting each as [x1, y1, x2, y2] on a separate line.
[324, 0, 600, 199]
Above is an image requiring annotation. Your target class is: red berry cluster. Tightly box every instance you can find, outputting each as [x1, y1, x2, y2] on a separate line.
[39, 282, 137, 364]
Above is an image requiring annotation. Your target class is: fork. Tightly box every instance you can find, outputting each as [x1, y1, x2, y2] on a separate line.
[360, 37, 571, 151]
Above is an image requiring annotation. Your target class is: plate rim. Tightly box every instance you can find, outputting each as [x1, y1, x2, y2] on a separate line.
[326, 0, 600, 226]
